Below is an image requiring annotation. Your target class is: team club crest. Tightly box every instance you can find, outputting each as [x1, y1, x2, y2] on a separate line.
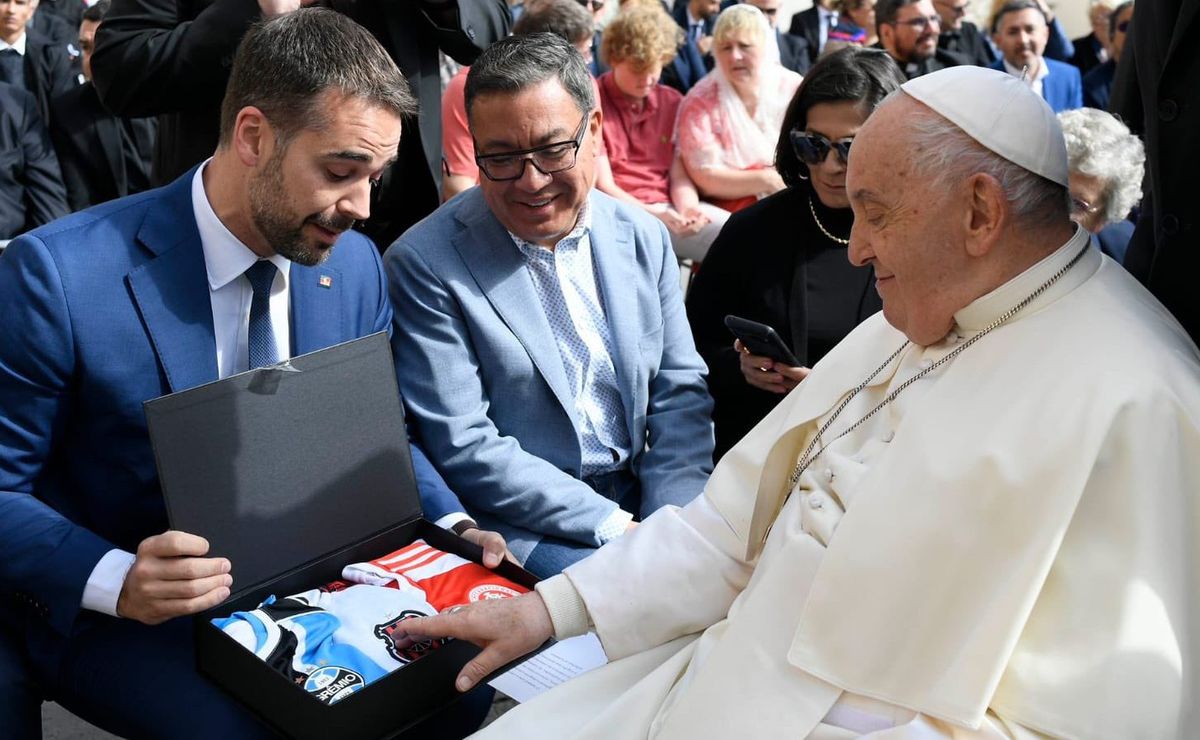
[303, 666, 365, 705]
[468, 584, 521, 601]
[375, 609, 445, 663]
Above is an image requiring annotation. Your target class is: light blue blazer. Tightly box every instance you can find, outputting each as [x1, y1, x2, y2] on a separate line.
[385, 189, 714, 561]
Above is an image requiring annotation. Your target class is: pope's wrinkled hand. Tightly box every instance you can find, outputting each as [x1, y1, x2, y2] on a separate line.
[388, 592, 555, 692]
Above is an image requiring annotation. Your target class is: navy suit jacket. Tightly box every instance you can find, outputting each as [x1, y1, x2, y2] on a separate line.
[990, 57, 1082, 112]
[0, 168, 461, 646]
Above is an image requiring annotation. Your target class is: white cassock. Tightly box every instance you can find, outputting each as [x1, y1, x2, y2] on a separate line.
[476, 229, 1200, 739]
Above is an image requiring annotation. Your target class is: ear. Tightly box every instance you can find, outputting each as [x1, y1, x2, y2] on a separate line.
[232, 106, 274, 168]
[963, 172, 1006, 258]
[587, 107, 603, 157]
[880, 23, 894, 47]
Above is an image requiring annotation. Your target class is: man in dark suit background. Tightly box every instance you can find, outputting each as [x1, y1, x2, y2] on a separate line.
[1080, 0, 1130, 110]
[0, 11, 501, 737]
[933, 0, 993, 66]
[90, 0, 510, 250]
[1069, 0, 1111, 75]
[672, 0, 719, 61]
[788, 0, 836, 64]
[49, 0, 155, 210]
[0, 0, 75, 126]
[746, 0, 811, 74]
[0, 80, 68, 238]
[1111, 0, 1200, 346]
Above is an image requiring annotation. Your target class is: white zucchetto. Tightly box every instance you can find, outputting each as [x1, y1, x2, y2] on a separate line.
[901, 66, 1070, 188]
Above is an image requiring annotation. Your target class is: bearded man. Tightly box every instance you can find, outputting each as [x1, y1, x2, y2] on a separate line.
[393, 66, 1200, 739]
[0, 10, 505, 737]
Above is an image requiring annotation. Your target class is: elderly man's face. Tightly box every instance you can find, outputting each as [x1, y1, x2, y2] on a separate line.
[1089, 2, 1113, 39]
[993, 8, 1049, 70]
[246, 92, 401, 266]
[885, 0, 941, 63]
[469, 78, 599, 248]
[846, 98, 968, 345]
[932, 0, 969, 31]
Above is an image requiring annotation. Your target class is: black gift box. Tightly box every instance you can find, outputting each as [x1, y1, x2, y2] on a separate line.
[145, 332, 539, 739]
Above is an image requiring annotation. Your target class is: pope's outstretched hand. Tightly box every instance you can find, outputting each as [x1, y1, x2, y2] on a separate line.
[389, 592, 555, 691]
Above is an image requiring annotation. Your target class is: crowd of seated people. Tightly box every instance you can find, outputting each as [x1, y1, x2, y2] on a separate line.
[2, 1, 1187, 736]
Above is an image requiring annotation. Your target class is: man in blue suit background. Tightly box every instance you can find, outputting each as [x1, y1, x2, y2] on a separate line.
[387, 34, 715, 579]
[990, 0, 1083, 113]
[0, 10, 500, 738]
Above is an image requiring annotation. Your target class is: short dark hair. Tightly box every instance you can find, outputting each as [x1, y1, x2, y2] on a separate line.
[465, 32, 594, 123]
[990, 0, 1047, 32]
[774, 46, 905, 188]
[512, 0, 594, 44]
[875, 0, 923, 28]
[82, 0, 110, 23]
[1108, 0, 1132, 38]
[218, 8, 417, 147]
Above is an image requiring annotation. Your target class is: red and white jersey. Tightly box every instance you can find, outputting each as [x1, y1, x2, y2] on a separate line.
[341, 539, 529, 611]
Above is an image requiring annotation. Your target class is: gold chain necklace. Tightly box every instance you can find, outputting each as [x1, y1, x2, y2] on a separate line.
[809, 197, 850, 246]
[784, 243, 1091, 493]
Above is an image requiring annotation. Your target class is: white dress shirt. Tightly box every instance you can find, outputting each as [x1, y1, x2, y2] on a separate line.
[0, 32, 28, 56]
[1003, 56, 1050, 99]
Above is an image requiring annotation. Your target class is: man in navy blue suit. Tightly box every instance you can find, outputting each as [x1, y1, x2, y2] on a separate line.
[0, 10, 501, 738]
[990, 0, 1082, 113]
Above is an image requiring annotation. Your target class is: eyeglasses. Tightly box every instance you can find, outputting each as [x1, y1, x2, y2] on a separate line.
[474, 114, 589, 182]
[1070, 196, 1101, 215]
[891, 14, 941, 31]
[790, 131, 853, 166]
[934, 0, 969, 16]
[1115, 19, 1130, 32]
[579, 0, 604, 10]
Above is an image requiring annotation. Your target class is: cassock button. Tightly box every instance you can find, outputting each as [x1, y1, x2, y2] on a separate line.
[809, 496, 824, 510]
[882, 430, 895, 443]
[825, 468, 835, 482]
[919, 358, 934, 370]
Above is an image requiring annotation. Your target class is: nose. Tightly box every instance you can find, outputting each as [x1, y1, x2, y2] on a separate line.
[338, 178, 373, 222]
[846, 220, 871, 267]
[513, 158, 554, 191]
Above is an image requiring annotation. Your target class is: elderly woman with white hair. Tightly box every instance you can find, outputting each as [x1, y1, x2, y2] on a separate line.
[674, 4, 803, 214]
[1058, 107, 1145, 264]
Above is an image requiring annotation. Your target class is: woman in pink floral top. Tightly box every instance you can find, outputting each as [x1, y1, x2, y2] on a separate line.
[675, 4, 803, 213]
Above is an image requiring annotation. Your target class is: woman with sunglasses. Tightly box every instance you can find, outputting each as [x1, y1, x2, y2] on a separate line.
[685, 47, 904, 461]
[674, 4, 802, 217]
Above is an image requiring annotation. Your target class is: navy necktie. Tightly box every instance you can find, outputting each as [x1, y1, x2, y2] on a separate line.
[244, 260, 279, 370]
[0, 49, 23, 89]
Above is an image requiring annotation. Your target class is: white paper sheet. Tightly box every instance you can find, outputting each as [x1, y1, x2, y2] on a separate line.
[488, 633, 608, 703]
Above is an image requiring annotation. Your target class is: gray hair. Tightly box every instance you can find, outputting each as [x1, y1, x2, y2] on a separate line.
[465, 32, 594, 123]
[892, 90, 1070, 230]
[219, 9, 416, 147]
[1058, 108, 1145, 225]
[512, 0, 594, 43]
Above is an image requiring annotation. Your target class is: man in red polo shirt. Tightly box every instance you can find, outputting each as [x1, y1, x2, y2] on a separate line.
[598, 5, 728, 261]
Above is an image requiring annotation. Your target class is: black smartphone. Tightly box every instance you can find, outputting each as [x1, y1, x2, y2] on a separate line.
[723, 315, 802, 367]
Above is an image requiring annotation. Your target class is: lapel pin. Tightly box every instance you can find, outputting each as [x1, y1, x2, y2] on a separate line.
[319, 275, 333, 288]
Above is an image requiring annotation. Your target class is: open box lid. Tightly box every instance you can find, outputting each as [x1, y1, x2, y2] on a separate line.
[145, 332, 421, 600]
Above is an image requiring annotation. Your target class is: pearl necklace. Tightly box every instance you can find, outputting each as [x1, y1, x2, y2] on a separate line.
[809, 197, 850, 245]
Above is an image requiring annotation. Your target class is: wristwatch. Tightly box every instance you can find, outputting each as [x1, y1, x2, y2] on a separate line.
[450, 519, 479, 536]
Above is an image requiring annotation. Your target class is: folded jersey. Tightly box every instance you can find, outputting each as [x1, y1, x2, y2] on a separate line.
[213, 539, 529, 706]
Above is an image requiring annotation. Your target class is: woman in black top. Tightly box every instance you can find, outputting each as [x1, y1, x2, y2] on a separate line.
[686, 47, 905, 461]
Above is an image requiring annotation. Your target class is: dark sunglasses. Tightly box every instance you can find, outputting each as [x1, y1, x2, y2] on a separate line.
[1115, 19, 1130, 32]
[790, 131, 853, 166]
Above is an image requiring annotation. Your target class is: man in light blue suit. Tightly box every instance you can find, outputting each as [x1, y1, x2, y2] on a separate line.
[990, 0, 1083, 113]
[0, 11, 499, 738]
[386, 33, 715, 578]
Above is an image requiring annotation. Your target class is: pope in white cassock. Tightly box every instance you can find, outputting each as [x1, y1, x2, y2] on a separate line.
[394, 66, 1200, 739]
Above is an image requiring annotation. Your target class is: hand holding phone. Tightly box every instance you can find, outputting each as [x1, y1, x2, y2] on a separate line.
[724, 315, 801, 366]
